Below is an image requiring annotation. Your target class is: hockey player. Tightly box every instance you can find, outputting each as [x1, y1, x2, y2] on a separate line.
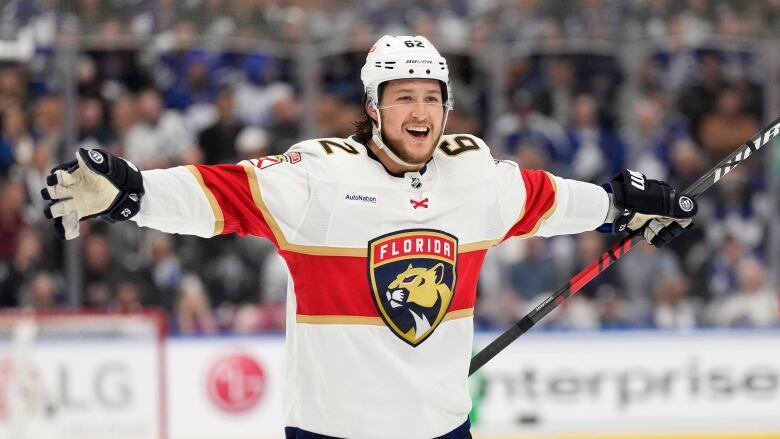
[40, 36, 696, 438]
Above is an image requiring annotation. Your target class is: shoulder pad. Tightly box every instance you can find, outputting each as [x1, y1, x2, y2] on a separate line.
[436, 133, 491, 158]
[289, 137, 362, 156]
[237, 137, 359, 174]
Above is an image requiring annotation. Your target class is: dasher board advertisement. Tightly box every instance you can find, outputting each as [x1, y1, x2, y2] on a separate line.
[0, 339, 161, 439]
[470, 330, 780, 437]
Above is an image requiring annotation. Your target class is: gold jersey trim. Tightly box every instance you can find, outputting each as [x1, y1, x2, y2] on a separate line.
[243, 164, 498, 256]
[185, 165, 224, 236]
[297, 308, 474, 325]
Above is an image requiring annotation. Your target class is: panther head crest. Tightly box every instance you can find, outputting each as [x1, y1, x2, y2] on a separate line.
[385, 262, 453, 340]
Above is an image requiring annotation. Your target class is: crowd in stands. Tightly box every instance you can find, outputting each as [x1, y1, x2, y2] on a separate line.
[0, 0, 778, 334]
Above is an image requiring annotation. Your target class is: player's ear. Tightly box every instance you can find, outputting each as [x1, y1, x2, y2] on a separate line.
[365, 99, 378, 124]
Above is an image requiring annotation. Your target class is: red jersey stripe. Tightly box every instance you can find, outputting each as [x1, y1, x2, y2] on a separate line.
[185, 166, 224, 236]
[503, 169, 558, 240]
[192, 164, 278, 245]
[281, 249, 486, 317]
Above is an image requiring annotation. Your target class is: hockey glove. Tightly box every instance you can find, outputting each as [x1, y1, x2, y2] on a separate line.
[41, 148, 144, 240]
[600, 169, 696, 248]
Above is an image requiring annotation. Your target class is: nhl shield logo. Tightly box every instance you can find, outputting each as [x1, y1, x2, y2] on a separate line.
[368, 229, 458, 347]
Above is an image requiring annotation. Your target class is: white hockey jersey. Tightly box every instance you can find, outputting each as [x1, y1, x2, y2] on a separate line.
[132, 134, 610, 438]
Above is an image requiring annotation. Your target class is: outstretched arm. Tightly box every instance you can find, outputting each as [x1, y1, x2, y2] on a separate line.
[497, 163, 696, 247]
[41, 148, 308, 244]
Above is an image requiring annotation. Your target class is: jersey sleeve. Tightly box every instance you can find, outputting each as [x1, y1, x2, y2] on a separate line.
[132, 147, 310, 247]
[495, 161, 610, 240]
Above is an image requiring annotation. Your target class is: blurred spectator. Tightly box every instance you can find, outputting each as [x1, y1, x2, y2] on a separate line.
[267, 96, 302, 154]
[123, 88, 200, 169]
[31, 94, 64, 160]
[652, 274, 697, 329]
[596, 287, 637, 329]
[0, 227, 46, 307]
[236, 126, 270, 161]
[82, 232, 128, 308]
[563, 0, 624, 40]
[698, 85, 760, 160]
[162, 51, 217, 112]
[109, 95, 139, 153]
[231, 303, 263, 334]
[198, 85, 242, 164]
[476, 290, 524, 329]
[253, 252, 288, 331]
[650, 16, 699, 91]
[709, 258, 778, 328]
[21, 271, 59, 310]
[706, 167, 766, 251]
[142, 230, 183, 305]
[566, 93, 625, 182]
[260, 253, 287, 306]
[0, 179, 27, 263]
[506, 237, 555, 301]
[1, 104, 34, 174]
[618, 239, 681, 322]
[316, 94, 361, 139]
[164, 53, 221, 134]
[111, 278, 145, 313]
[625, 97, 691, 180]
[83, 282, 111, 310]
[497, 0, 550, 44]
[535, 56, 576, 124]
[234, 53, 294, 128]
[82, 45, 150, 99]
[0, 65, 27, 111]
[667, 138, 706, 190]
[77, 97, 111, 150]
[707, 234, 745, 300]
[173, 273, 218, 335]
[231, 294, 285, 333]
[495, 88, 569, 167]
[678, 51, 727, 137]
[568, 232, 622, 300]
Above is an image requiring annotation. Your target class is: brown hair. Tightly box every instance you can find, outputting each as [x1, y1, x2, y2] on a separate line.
[352, 83, 385, 144]
[352, 98, 373, 144]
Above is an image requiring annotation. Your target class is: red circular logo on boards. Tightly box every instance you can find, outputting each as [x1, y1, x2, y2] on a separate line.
[207, 354, 266, 413]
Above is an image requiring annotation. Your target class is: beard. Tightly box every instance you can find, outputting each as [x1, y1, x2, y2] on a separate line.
[381, 126, 441, 165]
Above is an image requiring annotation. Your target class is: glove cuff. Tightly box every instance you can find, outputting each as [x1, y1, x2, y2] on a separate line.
[103, 192, 143, 223]
[597, 186, 633, 233]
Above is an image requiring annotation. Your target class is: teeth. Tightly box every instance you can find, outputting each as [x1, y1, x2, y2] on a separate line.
[407, 127, 429, 133]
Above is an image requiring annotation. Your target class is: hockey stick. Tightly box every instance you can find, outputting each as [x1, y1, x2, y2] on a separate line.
[469, 116, 780, 377]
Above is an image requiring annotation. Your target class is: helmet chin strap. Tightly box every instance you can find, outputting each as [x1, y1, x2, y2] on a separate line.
[370, 108, 450, 170]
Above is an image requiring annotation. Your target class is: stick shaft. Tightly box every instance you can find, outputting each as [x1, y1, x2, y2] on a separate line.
[469, 117, 780, 377]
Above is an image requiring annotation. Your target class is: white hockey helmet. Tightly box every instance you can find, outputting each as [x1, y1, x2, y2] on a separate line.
[360, 35, 453, 167]
[361, 35, 453, 110]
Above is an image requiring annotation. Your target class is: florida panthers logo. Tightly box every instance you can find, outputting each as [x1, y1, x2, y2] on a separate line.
[368, 229, 457, 346]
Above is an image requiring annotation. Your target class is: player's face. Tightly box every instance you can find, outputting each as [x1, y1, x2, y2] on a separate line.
[377, 79, 445, 165]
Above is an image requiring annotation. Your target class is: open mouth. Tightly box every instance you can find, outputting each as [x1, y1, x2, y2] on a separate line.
[406, 126, 430, 139]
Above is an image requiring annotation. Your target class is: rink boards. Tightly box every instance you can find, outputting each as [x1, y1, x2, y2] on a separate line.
[0, 329, 778, 439]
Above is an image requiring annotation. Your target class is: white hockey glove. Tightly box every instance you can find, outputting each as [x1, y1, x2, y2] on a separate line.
[41, 148, 144, 240]
[599, 169, 697, 248]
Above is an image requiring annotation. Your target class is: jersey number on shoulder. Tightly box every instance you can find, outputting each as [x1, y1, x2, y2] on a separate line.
[438, 135, 480, 156]
[318, 140, 359, 155]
